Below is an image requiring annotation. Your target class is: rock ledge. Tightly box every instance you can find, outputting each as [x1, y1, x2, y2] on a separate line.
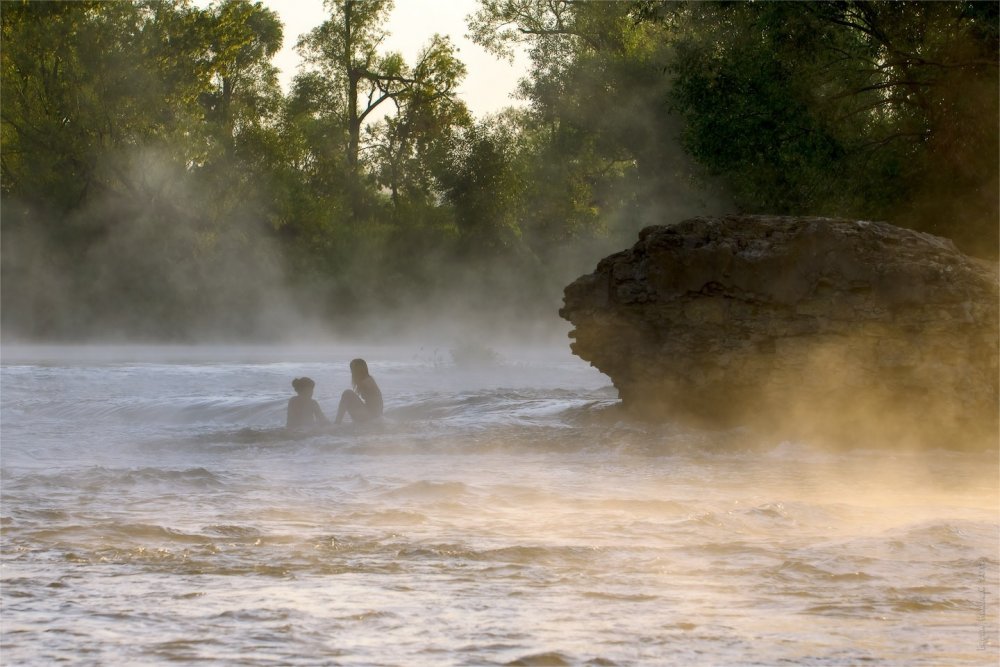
[560, 215, 999, 447]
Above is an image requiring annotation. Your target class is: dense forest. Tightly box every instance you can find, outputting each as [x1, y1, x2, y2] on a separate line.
[2, 0, 997, 341]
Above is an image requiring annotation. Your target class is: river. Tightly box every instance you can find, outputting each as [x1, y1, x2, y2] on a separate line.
[1, 343, 997, 665]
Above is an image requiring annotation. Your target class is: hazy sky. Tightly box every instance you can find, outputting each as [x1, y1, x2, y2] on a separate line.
[257, 0, 528, 117]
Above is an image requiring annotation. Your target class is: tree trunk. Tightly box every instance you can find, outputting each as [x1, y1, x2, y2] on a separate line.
[344, 0, 362, 220]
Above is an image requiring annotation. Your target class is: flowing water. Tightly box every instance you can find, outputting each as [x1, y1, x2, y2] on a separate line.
[1, 343, 997, 666]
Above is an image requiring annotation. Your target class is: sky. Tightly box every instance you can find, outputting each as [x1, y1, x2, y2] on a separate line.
[257, 0, 529, 117]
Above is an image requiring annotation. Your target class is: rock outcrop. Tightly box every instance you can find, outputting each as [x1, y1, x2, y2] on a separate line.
[560, 215, 999, 447]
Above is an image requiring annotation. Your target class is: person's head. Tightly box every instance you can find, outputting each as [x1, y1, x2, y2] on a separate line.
[349, 359, 369, 387]
[292, 377, 315, 397]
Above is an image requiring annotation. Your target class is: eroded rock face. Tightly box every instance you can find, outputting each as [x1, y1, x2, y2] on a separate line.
[560, 215, 999, 447]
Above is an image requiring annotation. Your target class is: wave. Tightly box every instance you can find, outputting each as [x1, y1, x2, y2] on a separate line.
[4, 386, 618, 448]
[3, 396, 287, 429]
[379, 480, 472, 500]
[1, 466, 228, 493]
[505, 651, 575, 666]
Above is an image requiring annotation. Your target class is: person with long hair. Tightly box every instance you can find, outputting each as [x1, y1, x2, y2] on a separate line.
[334, 358, 383, 424]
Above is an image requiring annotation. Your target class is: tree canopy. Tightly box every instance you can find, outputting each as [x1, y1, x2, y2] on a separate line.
[2, 0, 996, 340]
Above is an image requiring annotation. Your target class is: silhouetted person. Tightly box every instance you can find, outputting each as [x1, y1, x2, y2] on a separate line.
[334, 359, 383, 424]
[287, 377, 329, 429]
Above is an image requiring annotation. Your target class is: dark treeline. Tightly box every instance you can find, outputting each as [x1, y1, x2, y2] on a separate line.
[2, 0, 996, 341]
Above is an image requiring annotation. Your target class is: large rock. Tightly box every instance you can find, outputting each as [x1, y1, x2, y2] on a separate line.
[560, 215, 999, 448]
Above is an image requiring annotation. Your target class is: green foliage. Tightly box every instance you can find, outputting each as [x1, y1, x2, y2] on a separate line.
[1, 0, 291, 338]
[284, 0, 475, 323]
[667, 1, 998, 255]
[671, 3, 859, 212]
[469, 0, 704, 242]
[1, 0, 995, 340]
[470, 0, 998, 257]
[441, 115, 525, 255]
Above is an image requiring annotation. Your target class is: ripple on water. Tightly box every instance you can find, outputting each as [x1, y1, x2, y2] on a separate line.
[1, 353, 997, 666]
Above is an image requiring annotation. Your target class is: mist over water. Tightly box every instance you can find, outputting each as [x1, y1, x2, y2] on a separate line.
[1, 343, 997, 665]
[3, 3, 995, 662]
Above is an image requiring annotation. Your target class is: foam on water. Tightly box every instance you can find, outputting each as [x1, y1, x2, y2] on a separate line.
[1, 344, 998, 665]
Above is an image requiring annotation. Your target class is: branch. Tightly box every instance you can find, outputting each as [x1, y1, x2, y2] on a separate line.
[515, 25, 601, 51]
[895, 56, 999, 71]
[831, 95, 918, 122]
[357, 67, 421, 87]
[827, 79, 935, 100]
[853, 130, 930, 153]
[357, 89, 403, 124]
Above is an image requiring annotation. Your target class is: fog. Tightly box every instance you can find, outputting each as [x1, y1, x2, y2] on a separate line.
[2, 5, 997, 665]
[3, 338, 995, 662]
[0, 9, 806, 354]
[2, 145, 303, 342]
[0, 130, 719, 348]
[1, 0, 992, 453]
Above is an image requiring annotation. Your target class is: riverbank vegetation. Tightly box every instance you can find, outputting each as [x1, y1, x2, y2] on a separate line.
[2, 1, 996, 339]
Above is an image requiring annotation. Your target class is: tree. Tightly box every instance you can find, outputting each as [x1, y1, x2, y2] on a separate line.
[440, 114, 526, 255]
[667, 1, 999, 256]
[199, 0, 283, 153]
[295, 0, 468, 222]
[468, 0, 705, 248]
[1, 2, 208, 216]
[193, 0, 289, 237]
[1, 1, 294, 338]
[471, 0, 999, 258]
[294, 0, 399, 223]
[367, 34, 470, 214]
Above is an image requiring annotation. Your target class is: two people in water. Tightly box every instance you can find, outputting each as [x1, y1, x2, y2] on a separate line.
[286, 358, 383, 430]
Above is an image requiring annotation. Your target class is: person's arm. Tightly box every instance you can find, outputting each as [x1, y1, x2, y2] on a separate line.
[312, 399, 329, 424]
